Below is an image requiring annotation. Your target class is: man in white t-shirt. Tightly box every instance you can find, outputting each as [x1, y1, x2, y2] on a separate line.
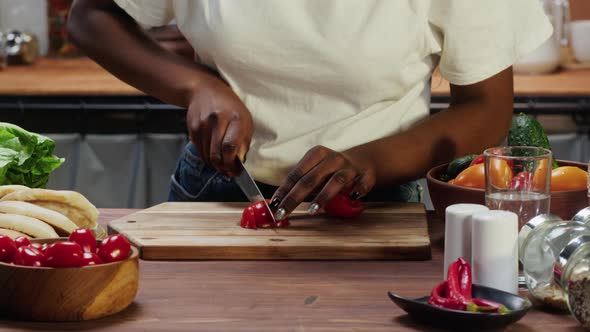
[68, 0, 552, 221]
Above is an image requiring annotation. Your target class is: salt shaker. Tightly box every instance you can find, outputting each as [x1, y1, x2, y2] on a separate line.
[443, 204, 489, 278]
[471, 210, 519, 294]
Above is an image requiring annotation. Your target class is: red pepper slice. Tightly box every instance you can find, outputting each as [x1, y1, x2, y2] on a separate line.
[240, 205, 258, 229]
[240, 200, 290, 230]
[467, 298, 510, 313]
[323, 193, 365, 218]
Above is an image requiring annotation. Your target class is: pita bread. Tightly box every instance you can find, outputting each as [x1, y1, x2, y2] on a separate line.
[0, 228, 30, 239]
[0, 185, 29, 199]
[0, 201, 77, 235]
[1, 189, 98, 229]
[0, 214, 59, 238]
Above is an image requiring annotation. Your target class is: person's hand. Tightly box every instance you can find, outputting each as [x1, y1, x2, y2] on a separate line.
[186, 77, 254, 176]
[269, 146, 376, 220]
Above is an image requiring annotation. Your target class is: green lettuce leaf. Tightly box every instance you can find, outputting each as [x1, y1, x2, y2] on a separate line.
[0, 123, 64, 188]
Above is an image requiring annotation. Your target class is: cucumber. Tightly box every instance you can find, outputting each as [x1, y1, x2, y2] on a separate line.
[507, 113, 559, 168]
[443, 154, 477, 181]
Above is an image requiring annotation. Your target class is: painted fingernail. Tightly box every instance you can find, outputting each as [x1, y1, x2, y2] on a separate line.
[349, 191, 361, 201]
[274, 208, 286, 221]
[269, 198, 281, 211]
[308, 203, 320, 215]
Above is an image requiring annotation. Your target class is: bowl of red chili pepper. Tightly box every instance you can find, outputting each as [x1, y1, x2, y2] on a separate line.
[387, 258, 532, 330]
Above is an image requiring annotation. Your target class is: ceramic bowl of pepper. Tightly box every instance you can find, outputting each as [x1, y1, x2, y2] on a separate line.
[426, 160, 588, 221]
[388, 284, 532, 331]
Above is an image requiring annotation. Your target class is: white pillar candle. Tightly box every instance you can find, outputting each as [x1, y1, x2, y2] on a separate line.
[471, 210, 519, 294]
[444, 204, 489, 278]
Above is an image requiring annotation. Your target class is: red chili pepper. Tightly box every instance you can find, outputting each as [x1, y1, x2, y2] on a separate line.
[458, 257, 472, 300]
[470, 154, 485, 166]
[446, 260, 470, 310]
[323, 193, 365, 218]
[427, 281, 464, 311]
[240, 200, 290, 229]
[428, 258, 511, 314]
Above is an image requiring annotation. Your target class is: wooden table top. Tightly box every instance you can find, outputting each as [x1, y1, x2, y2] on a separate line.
[0, 209, 582, 332]
[0, 58, 589, 97]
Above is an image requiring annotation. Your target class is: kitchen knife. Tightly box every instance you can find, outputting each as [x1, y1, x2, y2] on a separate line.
[234, 159, 277, 223]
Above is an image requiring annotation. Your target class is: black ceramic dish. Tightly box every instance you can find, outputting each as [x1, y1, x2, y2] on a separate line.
[388, 284, 532, 331]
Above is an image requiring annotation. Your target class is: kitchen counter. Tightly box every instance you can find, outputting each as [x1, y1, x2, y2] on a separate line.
[0, 58, 140, 96]
[0, 58, 589, 97]
[0, 209, 580, 331]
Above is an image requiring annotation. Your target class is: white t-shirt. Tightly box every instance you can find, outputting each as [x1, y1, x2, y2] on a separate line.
[114, 0, 552, 185]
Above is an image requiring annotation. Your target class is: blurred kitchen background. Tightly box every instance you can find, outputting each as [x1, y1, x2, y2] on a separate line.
[0, 0, 589, 209]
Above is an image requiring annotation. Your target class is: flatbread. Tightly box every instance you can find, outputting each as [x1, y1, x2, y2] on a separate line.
[1, 189, 98, 229]
[0, 201, 77, 235]
[0, 185, 28, 199]
[0, 228, 30, 239]
[0, 213, 59, 238]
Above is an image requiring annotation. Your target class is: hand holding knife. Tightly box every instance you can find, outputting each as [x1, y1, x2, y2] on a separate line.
[233, 159, 278, 226]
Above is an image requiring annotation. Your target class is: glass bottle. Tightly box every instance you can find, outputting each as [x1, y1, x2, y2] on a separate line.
[556, 234, 590, 328]
[519, 214, 590, 310]
[573, 207, 590, 224]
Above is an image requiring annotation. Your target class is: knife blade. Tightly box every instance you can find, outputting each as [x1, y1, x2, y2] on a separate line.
[234, 160, 277, 223]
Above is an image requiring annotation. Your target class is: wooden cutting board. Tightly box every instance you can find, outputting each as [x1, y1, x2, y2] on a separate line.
[107, 202, 431, 260]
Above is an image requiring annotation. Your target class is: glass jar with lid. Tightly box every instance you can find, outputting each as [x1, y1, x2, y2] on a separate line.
[573, 207, 590, 224]
[556, 234, 590, 329]
[519, 214, 590, 310]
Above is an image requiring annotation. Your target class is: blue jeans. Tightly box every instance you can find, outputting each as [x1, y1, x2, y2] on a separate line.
[168, 143, 422, 203]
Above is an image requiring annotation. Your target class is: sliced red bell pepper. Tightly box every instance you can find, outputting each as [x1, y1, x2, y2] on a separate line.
[240, 205, 257, 229]
[323, 193, 365, 218]
[240, 200, 290, 230]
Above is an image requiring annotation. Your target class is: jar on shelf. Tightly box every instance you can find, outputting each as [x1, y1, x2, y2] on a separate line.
[556, 234, 590, 329]
[519, 214, 590, 310]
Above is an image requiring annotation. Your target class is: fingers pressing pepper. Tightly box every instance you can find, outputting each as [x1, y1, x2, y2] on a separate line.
[271, 145, 375, 221]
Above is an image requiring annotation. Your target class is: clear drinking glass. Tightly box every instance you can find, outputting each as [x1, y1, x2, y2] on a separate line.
[484, 146, 552, 230]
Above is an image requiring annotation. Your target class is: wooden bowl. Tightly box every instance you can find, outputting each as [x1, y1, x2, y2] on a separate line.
[427, 160, 588, 221]
[0, 238, 139, 321]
